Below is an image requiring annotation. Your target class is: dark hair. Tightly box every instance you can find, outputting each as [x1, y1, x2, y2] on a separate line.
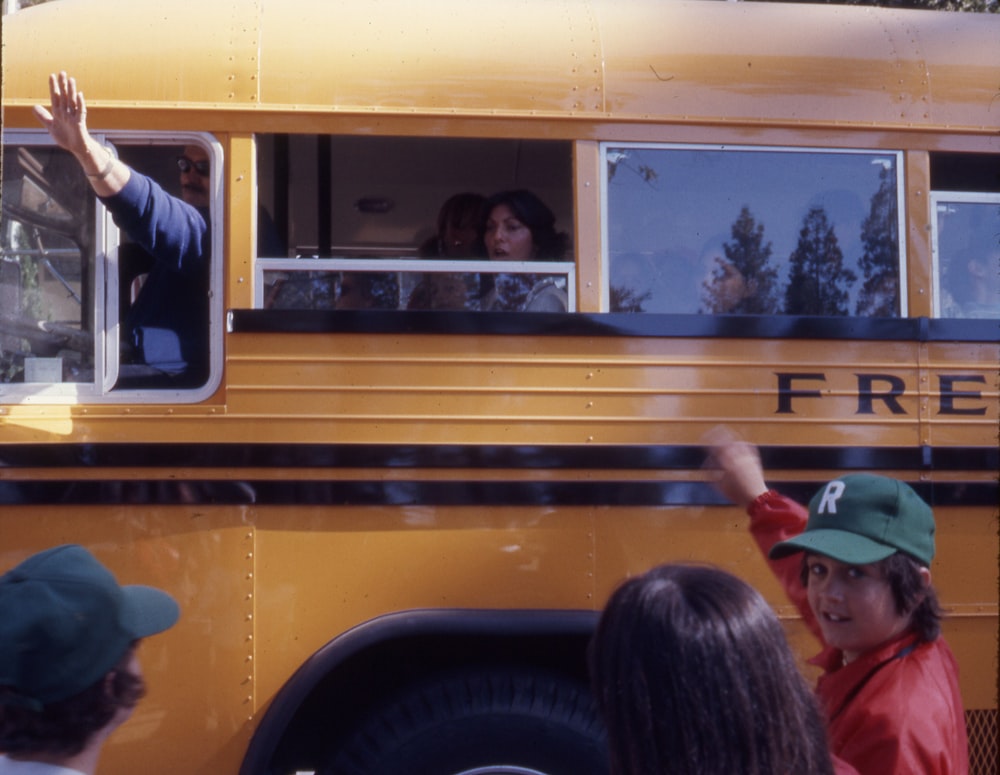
[0, 646, 145, 757]
[799, 551, 942, 642]
[437, 192, 485, 237]
[590, 564, 834, 775]
[420, 192, 486, 258]
[478, 189, 569, 260]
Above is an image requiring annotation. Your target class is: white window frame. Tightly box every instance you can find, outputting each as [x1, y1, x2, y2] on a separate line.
[0, 130, 223, 404]
[599, 142, 907, 316]
[930, 190, 1000, 318]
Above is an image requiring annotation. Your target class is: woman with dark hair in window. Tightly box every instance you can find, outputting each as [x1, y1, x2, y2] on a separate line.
[478, 189, 570, 312]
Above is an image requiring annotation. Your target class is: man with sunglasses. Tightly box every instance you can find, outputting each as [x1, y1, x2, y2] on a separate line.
[175, 147, 283, 257]
[34, 71, 211, 386]
[176, 147, 212, 208]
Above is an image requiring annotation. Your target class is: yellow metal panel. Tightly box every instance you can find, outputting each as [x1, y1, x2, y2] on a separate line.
[905, 151, 933, 317]
[1, 0, 262, 108]
[227, 134, 257, 310]
[257, 0, 604, 115]
[925, 341, 1000, 446]
[252, 505, 597, 703]
[594, 0, 998, 130]
[3, 0, 998, 132]
[574, 140, 603, 312]
[220, 333, 937, 447]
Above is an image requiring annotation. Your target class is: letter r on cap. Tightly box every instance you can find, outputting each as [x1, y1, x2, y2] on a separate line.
[817, 481, 847, 514]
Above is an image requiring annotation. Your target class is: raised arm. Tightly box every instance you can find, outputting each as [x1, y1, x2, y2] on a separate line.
[703, 428, 769, 507]
[703, 429, 821, 638]
[33, 71, 130, 197]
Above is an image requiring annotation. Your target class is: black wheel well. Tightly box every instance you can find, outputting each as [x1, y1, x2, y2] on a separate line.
[253, 610, 600, 775]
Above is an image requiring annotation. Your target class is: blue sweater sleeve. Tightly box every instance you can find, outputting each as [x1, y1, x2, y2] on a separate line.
[99, 170, 208, 274]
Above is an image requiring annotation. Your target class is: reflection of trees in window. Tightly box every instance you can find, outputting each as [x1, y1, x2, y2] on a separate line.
[855, 165, 899, 316]
[610, 284, 652, 313]
[785, 206, 856, 316]
[701, 206, 780, 314]
[606, 150, 658, 186]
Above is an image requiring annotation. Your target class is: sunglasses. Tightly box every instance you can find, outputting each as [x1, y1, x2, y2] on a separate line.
[176, 156, 210, 176]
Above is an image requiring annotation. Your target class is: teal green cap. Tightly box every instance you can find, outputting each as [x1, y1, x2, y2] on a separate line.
[0, 545, 179, 707]
[769, 474, 935, 566]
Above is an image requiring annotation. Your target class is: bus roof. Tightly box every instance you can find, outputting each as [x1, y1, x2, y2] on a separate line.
[2, 0, 998, 132]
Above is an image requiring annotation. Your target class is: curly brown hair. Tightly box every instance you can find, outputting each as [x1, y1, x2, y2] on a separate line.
[0, 644, 145, 757]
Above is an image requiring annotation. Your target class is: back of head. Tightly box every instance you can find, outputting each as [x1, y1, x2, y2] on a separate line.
[0, 545, 178, 755]
[437, 192, 485, 236]
[590, 563, 833, 775]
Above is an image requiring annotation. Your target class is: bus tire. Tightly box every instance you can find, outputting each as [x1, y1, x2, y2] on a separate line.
[321, 669, 608, 775]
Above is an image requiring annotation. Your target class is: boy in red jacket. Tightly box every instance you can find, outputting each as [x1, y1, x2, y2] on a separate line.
[706, 435, 968, 775]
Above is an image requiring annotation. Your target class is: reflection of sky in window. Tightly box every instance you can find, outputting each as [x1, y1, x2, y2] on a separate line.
[606, 147, 897, 313]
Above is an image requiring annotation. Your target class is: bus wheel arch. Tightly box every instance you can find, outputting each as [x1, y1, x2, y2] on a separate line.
[243, 609, 603, 775]
[322, 667, 608, 775]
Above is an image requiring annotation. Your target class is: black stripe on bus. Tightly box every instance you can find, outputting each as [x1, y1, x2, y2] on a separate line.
[227, 310, 1000, 343]
[0, 443, 995, 472]
[0, 478, 994, 508]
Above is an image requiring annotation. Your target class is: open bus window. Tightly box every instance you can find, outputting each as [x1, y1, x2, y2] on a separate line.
[604, 145, 904, 317]
[0, 133, 219, 401]
[254, 135, 573, 312]
[110, 142, 216, 390]
[1, 142, 95, 386]
[930, 154, 1000, 320]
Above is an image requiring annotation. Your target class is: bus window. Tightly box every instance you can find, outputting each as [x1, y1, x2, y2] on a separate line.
[1, 139, 97, 390]
[111, 141, 217, 391]
[604, 145, 904, 317]
[0, 132, 221, 401]
[255, 134, 574, 312]
[930, 153, 1000, 320]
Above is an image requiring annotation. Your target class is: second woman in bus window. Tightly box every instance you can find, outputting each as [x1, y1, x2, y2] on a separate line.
[479, 189, 570, 312]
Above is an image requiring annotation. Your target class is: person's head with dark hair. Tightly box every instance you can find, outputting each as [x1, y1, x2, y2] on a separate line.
[590, 563, 834, 775]
[942, 243, 1000, 318]
[0, 545, 178, 773]
[479, 189, 569, 262]
[428, 192, 485, 258]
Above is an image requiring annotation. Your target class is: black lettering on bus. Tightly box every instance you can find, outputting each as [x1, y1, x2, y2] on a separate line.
[775, 373, 826, 414]
[938, 374, 988, 416]
[856, 374, 907, 415]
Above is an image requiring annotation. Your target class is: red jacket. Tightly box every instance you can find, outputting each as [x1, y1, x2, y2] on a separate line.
[748, 490, 969, 775]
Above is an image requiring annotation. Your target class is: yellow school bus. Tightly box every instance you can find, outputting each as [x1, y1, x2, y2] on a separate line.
[2, 0, 997, 773]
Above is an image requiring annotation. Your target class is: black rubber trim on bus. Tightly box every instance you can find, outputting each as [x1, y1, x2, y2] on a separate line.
[237, 608, 600, 775]
[1, 442, 997, 472]
[227, 309, 1000, 343]
[1, 476, 995, 509]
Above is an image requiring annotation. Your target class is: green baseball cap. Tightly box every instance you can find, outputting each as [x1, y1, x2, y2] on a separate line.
[0, 544, 179, 708]
[769, 474, 935, 566]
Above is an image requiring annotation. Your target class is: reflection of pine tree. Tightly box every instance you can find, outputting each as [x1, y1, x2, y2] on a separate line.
[855, 165, 899, 316]
[610, 285, 652, 313]
[784, 207, 856, 316]
[701, 206, 779, 314]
